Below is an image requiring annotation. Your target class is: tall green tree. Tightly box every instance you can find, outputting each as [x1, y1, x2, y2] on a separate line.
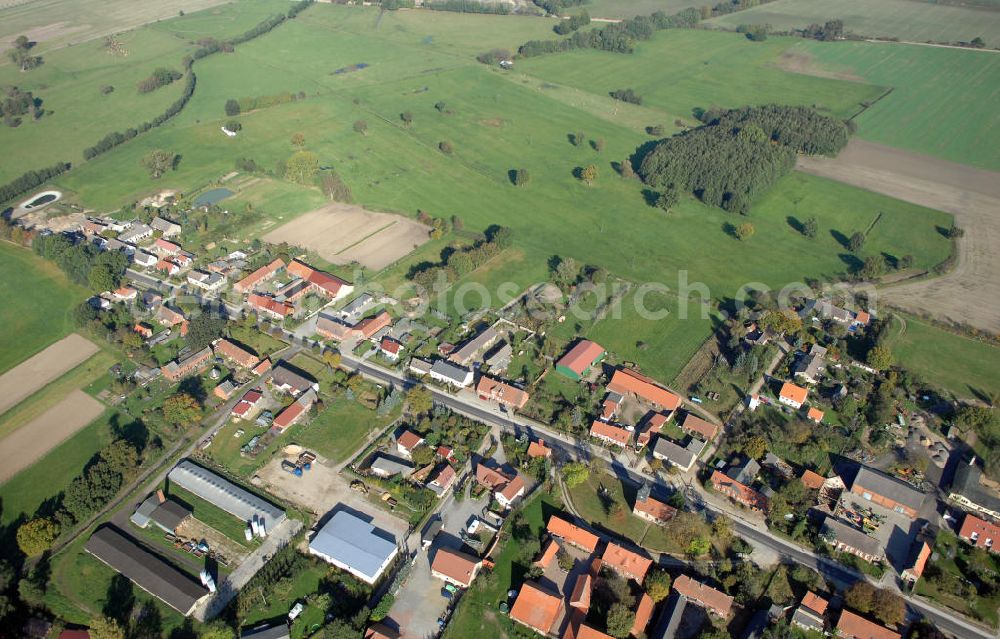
[285, 150, 320, 184]
[141, 149, 177, 179]
[16, 518, 59, 556]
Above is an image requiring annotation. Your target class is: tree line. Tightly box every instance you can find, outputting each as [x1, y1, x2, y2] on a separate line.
[136, 67, 182, 94]
[532, 0, 588, 15]
[407, 225, 512, 289]
[554, 11, 590, 35]
[0, 161, 69, 205]
[426, 0, 511, 14]
[516, 8, 701, 57]
[638, 105, 849, 214]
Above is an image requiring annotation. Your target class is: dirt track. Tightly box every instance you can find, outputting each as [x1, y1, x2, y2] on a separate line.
[797, 139, 1000, 334]
[0, 333, 99, 416]
[0, 389, 104, 483]
[263, 203, 430, 271]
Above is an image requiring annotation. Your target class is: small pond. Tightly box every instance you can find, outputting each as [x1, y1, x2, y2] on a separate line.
[193, 188, 234, 208]
[20, 190, 62, 210]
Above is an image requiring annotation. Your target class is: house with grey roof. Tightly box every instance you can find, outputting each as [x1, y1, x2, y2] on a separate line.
[369, 454, 414, 478]
[151, 216, 182, 237]
[270, 362, 319, 397]
[338, 293, 374, 321]
[240, 625, 290, 639]
[429, 360, 473, 388]
[119, 223, 154, 244]
[728, 459, 760, 486]
[130, 492, 191, 533]
[793, 344, 827, 385]
[800, 299, 853, 324]
[820, 516, 884, 563]
[649, 593, 686, 639]
[848, 465, 926, 519]
[652, 437, 697, 471]
[308, 511, 399, 584]
[85, 526, 208, 615]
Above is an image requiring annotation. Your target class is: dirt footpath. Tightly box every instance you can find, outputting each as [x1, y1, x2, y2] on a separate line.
[0, 333, 99, 416]
[796, 139, 1000, 334]
[263, 203, 430, 271]
[0, 389, 104, 483]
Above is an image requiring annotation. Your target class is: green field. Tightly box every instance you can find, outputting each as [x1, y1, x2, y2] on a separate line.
[709, 0, 1000, 47]
[791, 39, 1000, 170]
[888, 315, 1000, 400]
[6, 5, 952, 382]
[516, 29, 886, 123]
[580, 0, 700, 18]
[0, 242, 87, 374]
[0, 411, 113, 525]
[293, 396, 400, 463]
[0, 0, 295, 184]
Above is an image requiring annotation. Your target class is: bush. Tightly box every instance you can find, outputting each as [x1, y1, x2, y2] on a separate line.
[610, 88, 642, 105]
[438, 140, 454, 154]
[100, 85, 114, 95]
[225, 98, 241, 116]
[136, 67, 182, 93]
[224, 120, 242, 132]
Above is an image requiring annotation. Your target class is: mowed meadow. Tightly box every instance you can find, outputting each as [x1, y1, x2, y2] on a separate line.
[15, 4, 956, 381]
[708, 0, 1000, 47]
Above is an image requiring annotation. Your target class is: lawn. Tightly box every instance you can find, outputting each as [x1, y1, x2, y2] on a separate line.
[581, 0, 701, 19]
[0, 242, 87, 374]
[888, 315, 1000, 400]
[242, 559, 329, 629]
[709, 0, 1000, 47]
[292, 394, 401, 463]
[791, 39, 1000, 170]
[566, 473, 651, 542]
[0, 411, 114, 525]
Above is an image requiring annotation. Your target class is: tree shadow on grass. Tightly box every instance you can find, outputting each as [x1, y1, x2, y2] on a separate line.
[830, 229, 850, 250]
[103, 573, 136, 624]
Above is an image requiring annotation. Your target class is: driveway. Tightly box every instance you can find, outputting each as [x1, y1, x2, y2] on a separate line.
[387, 487, 491, 639]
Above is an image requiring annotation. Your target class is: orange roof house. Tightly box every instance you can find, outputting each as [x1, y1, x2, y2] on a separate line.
[134, 323, 153, 338]
[273, 401, 307, 432]
[679, 412, 719, 440]
[286, 259, 353, 299]
[556, 340, 606, 379]
[498, 473, 526, 506]
[527, 439, 553, 459]
[475, 464, 510, 490]
[801, 592, 829, 616]
[430, 547, 482, 588]
[902, 541, 932, 583]
[252, 358, 272, 376]
[633, 484, 677, 524]
[602, 542, 652, 582]
[801, 469, 826, 490]
[779, 382, 808, 408]
[477, 376, 530, 409]
[354, 311, 392, 340]
[510, 581, 564, 636]
[608, 368, 681, 410]
[807, 406, 825, 423]
[710, 470, 769, 511]
[364, 624, 400, 639]
[835, 610, 900, 639]
[234, 258, 284, 294]
[569, 574, 592, 610]
[214, 338, 259, 369]
[535, 538, 561, 569]
[248, 294, 293, 319]
[590, 420, 631, 447]
[563, 615, 614, 639]
[959, 512, 1000, 553]
[547, 515, 599, 552]
[637, 412, 668, 447]
[631, 593, 655, 638]
[673, 575, 734, 618]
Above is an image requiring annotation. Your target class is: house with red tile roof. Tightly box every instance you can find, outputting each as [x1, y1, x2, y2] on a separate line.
[710, 470, 769, 512]
[248, 294, 293, 320]
[273, 391, 315, 432]
[608, 368, 681, 411]
[497, 473, 526, 507]
[679, 412, 719, 440]
[475, 464, 510, 491]
[112, 286, 138, 302]
[636, 412, 668, 447]
[633, 483, 677, 525]
[569, 574, 592, 611]
[317, 316, 353, 341]
[161, 347, 212, 382]
[379, 336, 403, 361]
[527, 439, 552, 459]
[155, 258, 180, 276]
[364, 624, 399, 639]
[155, 305, 186, 328]
[631, 594, 654, 638]
[601, 396, 620, 421]
[556, 340, 606, 380]
[234, 258, 284, 294]
[510, 581, 564, 636]
[779, 382, 808, 409]
[477, 376, 530, 410]
[134, 323, 153, 338]
[153, 238, 181, 255]
[427, 464, 456, 496]
[354, 311, 392, 340]
[547, 515, 599, 553]
[901, 540, 931, 584]
[252, 358, 272, 376]
[673, 575, 734, 618]
[231, 389, 263, 420]
[801, 469, 826, 490]
[590, 420, 631, 447]
[285, 259, 354, 300]
[431, 547, 481, 588]
[602, 542, 652, 582]
[535, 538, 561, 569]
[959, 512, 1000, 553]
[835, 610, 900, 639]
[807, 406, 825, 423]
[801, 592, 828, 616]
[562, 615, 614, 639]
[396, 430, 425, 458]
[214, 338, 259, 369]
